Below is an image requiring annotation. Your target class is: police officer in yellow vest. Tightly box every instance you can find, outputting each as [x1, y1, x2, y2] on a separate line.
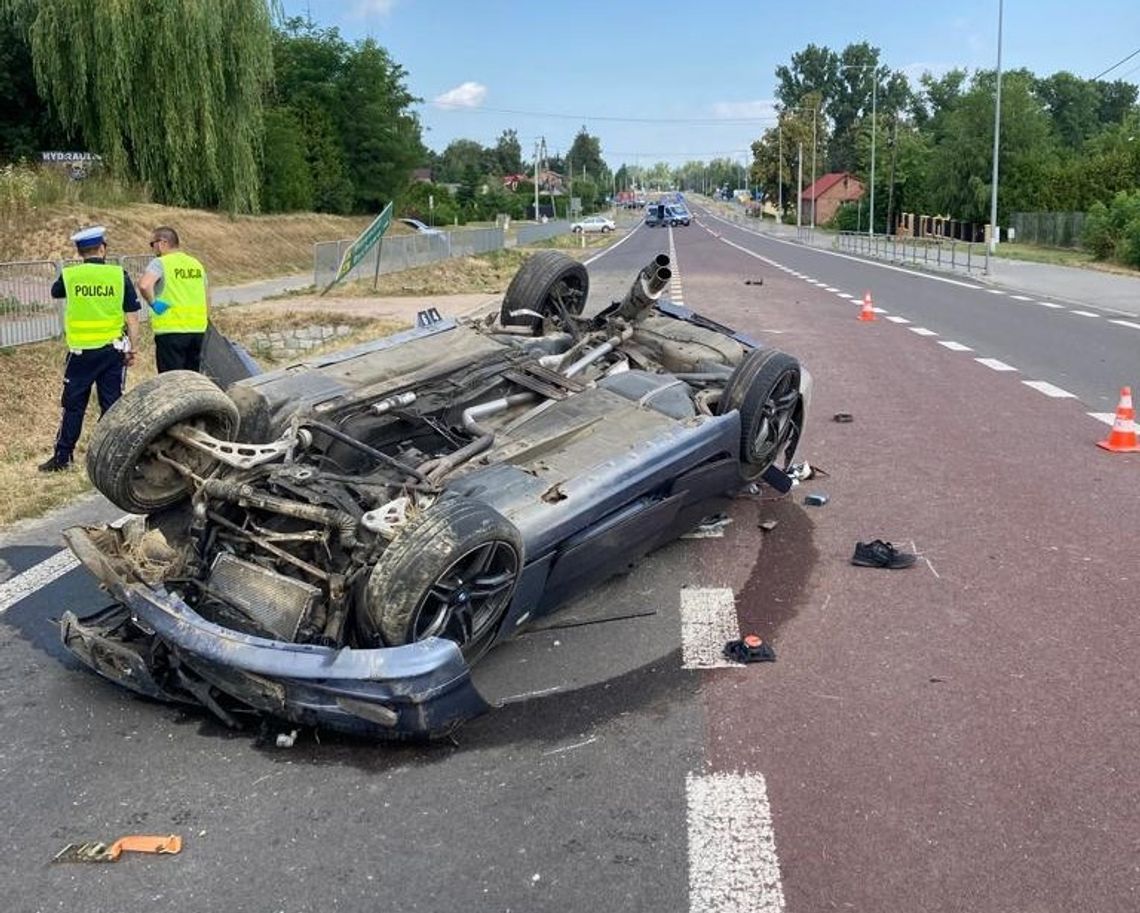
[40, 226, 142, 473]
[138, 225, 209, 372]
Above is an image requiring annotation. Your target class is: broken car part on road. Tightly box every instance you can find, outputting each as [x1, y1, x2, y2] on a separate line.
[60, 251, 812, 740]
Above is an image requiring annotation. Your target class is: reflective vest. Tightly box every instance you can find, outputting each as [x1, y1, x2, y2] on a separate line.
[62, 262, 125, 350]
[151, 250, 208, 334]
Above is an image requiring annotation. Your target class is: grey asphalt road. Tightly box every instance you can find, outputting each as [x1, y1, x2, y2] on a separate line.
[1, 216, 1137, 912]
[696, 205, 1140, 413]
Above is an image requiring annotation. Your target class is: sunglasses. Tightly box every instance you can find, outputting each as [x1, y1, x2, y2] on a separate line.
[149, 240, 162, 249]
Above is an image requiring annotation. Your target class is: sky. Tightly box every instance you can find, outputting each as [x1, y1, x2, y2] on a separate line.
[282, 0, 1140, 172]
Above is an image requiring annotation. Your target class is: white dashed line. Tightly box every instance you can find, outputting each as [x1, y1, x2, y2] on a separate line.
[871, 307, 888, 314]
[837, 293, 853, 299]
[938, 341, 973, 352]
[680, 587, 740, 670]
[1070, 310, 1100, 317]
[985, 289, 1006, 295]
[687, 772, 786, 913]
[0, 549, 80, 615]
[885, 315, 910, 324]
[976, 357, 1018, 372]
[824, 286, 839, 292]
[1023, 380, 1077, 398]
[1035, 301, 1063, 309]
[909, 327, 938, 336]
[1088, 412, 1117, 426]
[1110, 319, 1140, 330]
[1010, 294, 1032, 301]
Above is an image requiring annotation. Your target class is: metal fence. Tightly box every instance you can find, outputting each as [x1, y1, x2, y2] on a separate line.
[0, 254, 156, 348]
[1009, 211, 1085, 248]
[835, 232, 987, 275]
[313, 226, 507, 289]
[515, 220, 572, 246]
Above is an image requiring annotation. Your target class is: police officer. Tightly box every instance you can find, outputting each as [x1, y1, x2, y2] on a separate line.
[39, 226, 141, 473]
[137, 225, 209, 372]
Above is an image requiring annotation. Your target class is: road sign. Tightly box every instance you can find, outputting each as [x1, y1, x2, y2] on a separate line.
[321, 202, 393, 295]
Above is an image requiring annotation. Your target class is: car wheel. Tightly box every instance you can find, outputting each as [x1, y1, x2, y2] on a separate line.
[718, 349, 803, 481]
[602, 226, 612, 233]
[363, 498, 523, 661]
[85, 370, 240, 513]
[572, 226, 582, 233]
[500, 250, 589, 334]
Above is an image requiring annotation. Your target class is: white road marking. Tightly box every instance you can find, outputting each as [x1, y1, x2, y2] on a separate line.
[667, 227, 685, 304]
[938, 340, 973, 352]
[680, 587, 740, 669]
[1010, 294, 1032, 301]
[909, 327, 938, 336]
[985, 289, 1006, 295]
[0, 548, 80, 615]
[1088, 412, 1117, 426]
[1023, 380, 1077, 398]
[837, 292, 853, 299]
[1035, 301, 1064, 309]
[1070, 310, 1100, 317]
[976, 357, 1018, 372]
[687, 772, 786, 913]
[824, 286, 839, 292]
[1110, 319, 1140, 330]
[582, 219, 642, 265]
[871, 307, 888, 313]
[885, 315, 910, 324]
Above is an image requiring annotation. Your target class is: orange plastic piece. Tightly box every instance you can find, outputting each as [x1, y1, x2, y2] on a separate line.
[107, 834, 183, 860]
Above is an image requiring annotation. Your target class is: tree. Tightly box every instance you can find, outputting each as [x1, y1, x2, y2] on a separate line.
[493, 129, 523, 175]
[337, 38, 424, 212]
[567, 126, 607, 182]
[437, 139, 491, 183]
[0, 7, 67, 160]
[260, 107, 313, 212]
[775, 44, 839, 114]
[11, 0, 275, 212]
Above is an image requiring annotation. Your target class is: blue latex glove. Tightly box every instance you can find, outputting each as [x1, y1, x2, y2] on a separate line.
[150, 298, 170, 315]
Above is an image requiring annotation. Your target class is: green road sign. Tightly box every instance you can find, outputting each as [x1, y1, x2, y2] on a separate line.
[322, 201, 393, 294]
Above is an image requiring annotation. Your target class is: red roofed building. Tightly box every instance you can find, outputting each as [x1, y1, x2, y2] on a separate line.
[800, 172, 865, 225]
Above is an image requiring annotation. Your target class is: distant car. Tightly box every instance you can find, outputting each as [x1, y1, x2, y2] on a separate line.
[571, 215, 616, 234]
[668, 205, 692, 226]
[645, 204, 689, 227]
[398, 218, 443, 235]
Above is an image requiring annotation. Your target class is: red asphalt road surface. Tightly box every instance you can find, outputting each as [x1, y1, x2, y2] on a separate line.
[677, 223, 1139, 912]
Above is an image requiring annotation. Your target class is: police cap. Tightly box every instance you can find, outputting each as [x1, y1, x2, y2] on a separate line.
[70, 225, 106, 249]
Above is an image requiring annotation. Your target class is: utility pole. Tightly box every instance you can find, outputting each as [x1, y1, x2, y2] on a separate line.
[810, 103, 818, 230]
[533, 139, 541, 221]
[886, 117, 899, 235]
[777, 119, 783, 222]
[870, 76, 877, 237]
[989, 0, 1004, 256]
[796, 142, 803, 229]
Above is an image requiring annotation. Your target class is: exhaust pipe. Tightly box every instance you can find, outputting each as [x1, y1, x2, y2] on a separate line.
[615, 254, 672, 321]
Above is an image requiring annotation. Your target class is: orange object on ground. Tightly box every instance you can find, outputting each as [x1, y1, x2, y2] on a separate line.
[858, 290, 877, 321]
[1097, 387, 1140, 453]
[53, 834, 182, 863]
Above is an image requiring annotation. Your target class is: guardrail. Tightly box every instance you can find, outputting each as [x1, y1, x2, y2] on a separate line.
[835, 231, 988, 275]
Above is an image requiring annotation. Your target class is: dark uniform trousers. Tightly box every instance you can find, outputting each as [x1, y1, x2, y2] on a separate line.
[155, 332, 205, 373]
[54, 345, 125, 463]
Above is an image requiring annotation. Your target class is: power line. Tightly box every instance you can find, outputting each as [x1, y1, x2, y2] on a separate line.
[1092, 46, 1140, 81]
[424, 101, 778, 126]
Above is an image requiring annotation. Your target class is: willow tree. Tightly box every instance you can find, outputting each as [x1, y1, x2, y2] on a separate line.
[9, 0, 275, 212]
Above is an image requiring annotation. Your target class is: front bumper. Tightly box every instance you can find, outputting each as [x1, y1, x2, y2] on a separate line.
[60, 579, 489, 740]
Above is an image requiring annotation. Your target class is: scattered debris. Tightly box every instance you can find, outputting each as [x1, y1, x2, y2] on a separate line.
[743, 278, 765, 286]
[275, 729, 299, 748]
[53, 834, 182, 864]
[681, 514, 734, 538]
[723, 634, 776, 663]
[850, 540, 916, 569]
[803, 492, 830, 507]
[758, 519, 779, 532]
[832, 412, 854, 423]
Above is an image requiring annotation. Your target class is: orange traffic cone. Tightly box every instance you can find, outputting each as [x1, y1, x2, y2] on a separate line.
[1097, 387, 1140, 453]
[858, 290, 876, 321]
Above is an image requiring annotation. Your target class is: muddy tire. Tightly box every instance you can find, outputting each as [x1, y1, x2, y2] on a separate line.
[718, 349, 803, 480]
[86, 370, 240, 513]
[363, 498, 522, 660]
[499, 250, 589, 334]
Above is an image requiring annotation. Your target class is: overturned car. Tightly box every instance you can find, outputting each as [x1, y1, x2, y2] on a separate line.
[61, 251, 811, 739]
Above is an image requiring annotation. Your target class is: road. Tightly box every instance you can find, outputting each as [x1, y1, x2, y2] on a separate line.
[0, 212, 1137, 912]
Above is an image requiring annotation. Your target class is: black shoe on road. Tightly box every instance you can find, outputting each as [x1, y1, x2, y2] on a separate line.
[38, 455, 73, 473]
[851, 540, 917, 569]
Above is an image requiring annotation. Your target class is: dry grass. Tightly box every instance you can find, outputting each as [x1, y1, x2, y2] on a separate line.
[0, 203, 376, 285]
[0, 309, 406, 525]
[335, 248, 538, 297]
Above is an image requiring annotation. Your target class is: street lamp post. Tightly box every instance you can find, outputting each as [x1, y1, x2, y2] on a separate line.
[988, 0, 1004, 258]
[777, 121, 783, 222]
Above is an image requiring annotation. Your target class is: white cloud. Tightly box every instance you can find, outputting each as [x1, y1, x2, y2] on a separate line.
[352, 0, 397, 17]
[710, 99, 778, 120]
[433, 81, 488, 109]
